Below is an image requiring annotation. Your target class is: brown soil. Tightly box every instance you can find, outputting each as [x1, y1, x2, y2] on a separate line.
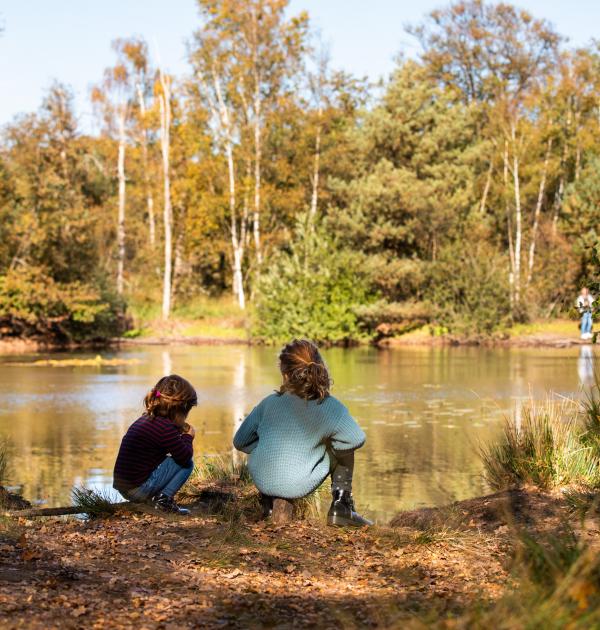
[1, 487, 593, 629]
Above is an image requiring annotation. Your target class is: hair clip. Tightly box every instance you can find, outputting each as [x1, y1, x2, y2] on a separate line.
[155, 390, 161, 398]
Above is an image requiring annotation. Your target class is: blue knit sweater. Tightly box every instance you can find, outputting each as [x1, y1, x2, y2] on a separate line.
[233, 392, 366, 499]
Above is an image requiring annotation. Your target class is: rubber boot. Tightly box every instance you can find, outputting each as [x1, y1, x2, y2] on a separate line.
[259, 493, 273, 519]
[153, 493, 190, 515]
[327, 489, 372, 527]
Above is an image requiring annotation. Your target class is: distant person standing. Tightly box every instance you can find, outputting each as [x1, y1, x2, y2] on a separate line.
[577, 287, 594, 340]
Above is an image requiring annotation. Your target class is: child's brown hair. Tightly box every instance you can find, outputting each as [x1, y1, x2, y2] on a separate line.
[278, 339, 331, 403]
[144, 374, 197, 428]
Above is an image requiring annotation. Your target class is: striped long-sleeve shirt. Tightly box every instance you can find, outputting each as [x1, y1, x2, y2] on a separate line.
[113, 415, 194, 491]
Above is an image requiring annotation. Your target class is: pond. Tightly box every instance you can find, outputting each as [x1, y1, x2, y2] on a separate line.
[0, 344, 596, 523]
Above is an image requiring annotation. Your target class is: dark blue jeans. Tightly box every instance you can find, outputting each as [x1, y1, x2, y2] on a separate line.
[122, 457, 194, 501]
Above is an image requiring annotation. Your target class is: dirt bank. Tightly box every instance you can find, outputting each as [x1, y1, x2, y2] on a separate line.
[1, 486, 595, 629]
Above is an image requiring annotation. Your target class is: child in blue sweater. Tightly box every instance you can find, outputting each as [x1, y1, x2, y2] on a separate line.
[233, 339, 371, 527]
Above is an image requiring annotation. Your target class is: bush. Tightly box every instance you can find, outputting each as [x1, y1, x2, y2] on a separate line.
[429, 239, 512, 335]
[252, 215, 375, 344]
[354, 299, 430, 336]
[0, 266, 126, 342]
[481, 398, 600, 491]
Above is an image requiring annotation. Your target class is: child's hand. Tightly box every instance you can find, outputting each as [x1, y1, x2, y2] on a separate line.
[183, 423, 196, 438]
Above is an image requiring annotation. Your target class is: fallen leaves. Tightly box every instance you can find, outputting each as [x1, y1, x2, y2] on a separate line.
[0, 509, 516, 629]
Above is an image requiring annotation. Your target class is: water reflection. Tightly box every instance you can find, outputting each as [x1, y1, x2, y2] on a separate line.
[578, 344, 595, 387]
[0, 345, 593, 522]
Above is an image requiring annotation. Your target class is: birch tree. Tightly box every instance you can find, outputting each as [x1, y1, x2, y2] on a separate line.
[92, 46, 136, 295]
[157, 68, 173, 319]
[194, 0, 308, 270]
[114, 38, 156, 248]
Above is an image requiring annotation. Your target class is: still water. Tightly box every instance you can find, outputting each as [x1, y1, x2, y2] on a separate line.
[0, 344, 596, 523]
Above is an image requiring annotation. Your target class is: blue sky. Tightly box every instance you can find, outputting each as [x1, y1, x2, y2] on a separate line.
[0, 1, 599, 130]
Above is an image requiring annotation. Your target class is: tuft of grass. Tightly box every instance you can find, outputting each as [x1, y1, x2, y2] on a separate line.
[192, 455, 252, 487]
[413, 524, 461, 546]
[481, 397, 600, 491]
[292, 484, 328, 520]
[516, 527, 583, 591]
[457, 531, 600, 628]
[71, 487, 118, 519]
[581, 382, 600, 459]
[563, 487, 600, 517]
[0, 440, 8, 486]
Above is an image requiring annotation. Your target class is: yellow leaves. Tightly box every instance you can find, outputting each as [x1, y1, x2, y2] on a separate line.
[568, 578, 598, 611]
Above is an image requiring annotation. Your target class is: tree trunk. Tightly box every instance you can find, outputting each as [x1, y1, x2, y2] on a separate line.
[552, 141, 569, 237]
[212, 69, 246, 310]
[159, 71, 172, 320]
[526, 137, 553, 286]
[137, 84, 155, 247]
[253, 88, 262, 265]
[309, 113, 322, 221]
[479, 161, 492, 214]
[116, 108, 126, 295]
[504, 139, 515, 310]
[511, 123, 522, 305]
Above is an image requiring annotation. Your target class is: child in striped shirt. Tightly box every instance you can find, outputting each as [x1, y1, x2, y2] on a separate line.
[113, 374, 197, 515]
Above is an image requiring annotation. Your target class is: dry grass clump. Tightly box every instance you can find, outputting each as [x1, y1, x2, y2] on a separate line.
[71, 487, 118, 519]
[481, 397, 600, 491]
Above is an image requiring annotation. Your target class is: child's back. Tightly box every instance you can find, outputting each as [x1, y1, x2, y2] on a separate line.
[233, 339, 371, 527]
[234, 392, 365, 499]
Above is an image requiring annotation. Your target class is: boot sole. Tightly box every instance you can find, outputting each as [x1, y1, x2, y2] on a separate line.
[327, 514, 370, 528]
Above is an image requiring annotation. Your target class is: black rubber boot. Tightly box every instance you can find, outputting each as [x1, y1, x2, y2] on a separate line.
[327, 489, 372, 527]
[153, 493, 190, 515]
[259, 493, 273, 518]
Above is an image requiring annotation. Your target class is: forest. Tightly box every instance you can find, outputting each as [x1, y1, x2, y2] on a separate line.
[1, 0, 599, 344]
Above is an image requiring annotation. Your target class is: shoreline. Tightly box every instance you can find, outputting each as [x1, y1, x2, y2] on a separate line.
[0, 332, 593, 355]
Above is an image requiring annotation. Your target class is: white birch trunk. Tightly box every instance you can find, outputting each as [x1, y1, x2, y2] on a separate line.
[212, 69, 246, 309]
[137, 84, 155, 247]
[253, 88, 262, 264]
[526, 137, 553, 286]
[511, 123, 522, 305]
[159, 71, 172, 320]
[116, 107, 126, 295]
[503, 140, 515, 310]
[309, 112, 322, 221]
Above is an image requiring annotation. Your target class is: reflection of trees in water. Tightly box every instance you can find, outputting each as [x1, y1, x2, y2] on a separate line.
[162, 350, 172, 376]
[231, 350, 246, 465]
[1, 345, 596, 516]
[578, 345, 595, 387]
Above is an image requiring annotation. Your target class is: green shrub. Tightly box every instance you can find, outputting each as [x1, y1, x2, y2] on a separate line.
[429, 239, 512, 334]
[0, 266, 125, 342]
[252, 214, 375, 344]
[481, 398, 600, 491]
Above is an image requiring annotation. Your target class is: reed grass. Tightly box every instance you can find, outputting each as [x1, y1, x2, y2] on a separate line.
[71, 487, 118, 519]
[192, 455, 252, 487]
[481, 397, 600, 491]
[0, 440, 8, 486]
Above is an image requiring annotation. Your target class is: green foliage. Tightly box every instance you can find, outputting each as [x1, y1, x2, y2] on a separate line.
[0, 267, 125, 341]
[252, 214, 375, 343]
[564, 157, 600, 280]
[429, 238, 512, 334]
[481, 398, 600, 491]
